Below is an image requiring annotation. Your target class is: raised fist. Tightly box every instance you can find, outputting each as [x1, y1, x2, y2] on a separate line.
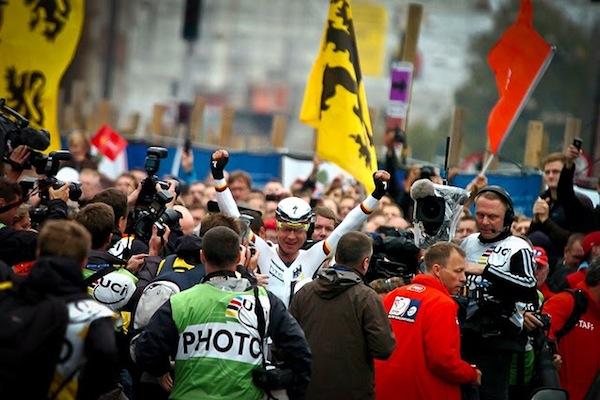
[372, 170, 391, 199]
[210, 149, 229, 179]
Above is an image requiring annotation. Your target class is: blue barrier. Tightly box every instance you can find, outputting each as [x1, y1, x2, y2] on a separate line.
[126, 142, 282, 187]
[123, 141, 541, 215]
[452, 173, 543, 217]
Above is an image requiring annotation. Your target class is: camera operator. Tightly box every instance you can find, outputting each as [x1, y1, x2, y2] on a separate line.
[460, 186, 537, 400]
[133, 226, 311, 399]
[0, 176, 69, 266]
[542, 258, 600, 400]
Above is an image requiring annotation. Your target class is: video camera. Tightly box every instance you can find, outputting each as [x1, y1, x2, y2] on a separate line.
[0, 99, 51, 168]
[127, 146, 180, 242]
[410, 178, 469, 248]
[364, 228, 421, 284]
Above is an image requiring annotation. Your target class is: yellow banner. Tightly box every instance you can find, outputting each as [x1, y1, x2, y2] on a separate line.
[299, 0, 377, 193]
[0, 0, 84, 152]
[353, 1, 388, 77]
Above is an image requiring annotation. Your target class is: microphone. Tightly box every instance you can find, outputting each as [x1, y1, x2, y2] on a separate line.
[410, 179, 435, 200]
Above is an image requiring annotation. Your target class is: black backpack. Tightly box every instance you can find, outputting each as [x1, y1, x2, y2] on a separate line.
[0, 283, 69, 399]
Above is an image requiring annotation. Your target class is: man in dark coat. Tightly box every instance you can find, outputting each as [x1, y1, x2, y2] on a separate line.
[289, 231, 395, 400]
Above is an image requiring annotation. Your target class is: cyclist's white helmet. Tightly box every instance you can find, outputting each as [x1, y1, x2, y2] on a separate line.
[275, 197, 313, 227]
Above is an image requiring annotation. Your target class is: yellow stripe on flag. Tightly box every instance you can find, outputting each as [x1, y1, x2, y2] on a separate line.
[0, 0, 85, 152]
[299, 0, 377, 193]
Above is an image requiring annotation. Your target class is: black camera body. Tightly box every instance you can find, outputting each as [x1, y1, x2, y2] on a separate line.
[130, 189, 176, 241]
[0, 99, 51, 161]
[364, 229, 420, 283]
[127, 146, 181, 242]
[533, 311, 551, 331]
[33, 151, 82, 204]
[252, 363, 295, 392]
[137, 147, 171, 207]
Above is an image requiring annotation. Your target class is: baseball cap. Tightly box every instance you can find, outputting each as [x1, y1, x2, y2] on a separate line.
[532, 246, 549, 268]
[582, 231, 600, 259]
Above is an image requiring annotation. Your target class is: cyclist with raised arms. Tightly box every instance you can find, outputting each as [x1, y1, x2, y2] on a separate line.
[210, 149, 390, 307]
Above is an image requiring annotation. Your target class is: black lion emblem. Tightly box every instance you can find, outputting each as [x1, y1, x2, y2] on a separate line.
[5, 66, 46, 126]
[25, 0, 72, 41]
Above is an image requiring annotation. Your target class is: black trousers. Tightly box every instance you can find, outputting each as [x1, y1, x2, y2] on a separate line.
[464, 347, 512, 400]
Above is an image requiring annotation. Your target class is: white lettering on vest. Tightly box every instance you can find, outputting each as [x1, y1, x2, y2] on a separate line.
[177, 322, 263, 364]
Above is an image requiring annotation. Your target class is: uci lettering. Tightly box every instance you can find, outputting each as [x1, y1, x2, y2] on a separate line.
[93, 277, 129, 297]
[492, 247, 510, 257]
[181, 328, 261, 359]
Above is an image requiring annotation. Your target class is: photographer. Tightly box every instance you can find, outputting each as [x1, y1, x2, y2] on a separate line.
[460, 186, 537, 400]
[557, 143, 600, 233]
[133, 226, 311, 400]
[0, 176, 69, 266]
[542, 258, 600, 400]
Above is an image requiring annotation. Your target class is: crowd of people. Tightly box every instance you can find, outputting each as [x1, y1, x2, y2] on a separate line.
[0, 129, 599, 400]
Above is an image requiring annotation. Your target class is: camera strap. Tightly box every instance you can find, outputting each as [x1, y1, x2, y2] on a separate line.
[253, 286, 282, 400]
[253, 285, 268, 369]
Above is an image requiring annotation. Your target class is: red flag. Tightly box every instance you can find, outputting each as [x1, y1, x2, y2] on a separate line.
[487, 0, 553, 155]
[91, 124, 127, 161]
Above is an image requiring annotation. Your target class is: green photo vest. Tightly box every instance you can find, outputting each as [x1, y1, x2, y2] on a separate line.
[170, 283, 270, 400]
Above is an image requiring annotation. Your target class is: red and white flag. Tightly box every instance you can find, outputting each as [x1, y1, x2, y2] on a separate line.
[487, 0, 553, 155]
[91, 124, 127, 161]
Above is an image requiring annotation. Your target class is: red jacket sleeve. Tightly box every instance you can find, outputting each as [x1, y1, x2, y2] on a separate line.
[422, 297, 478, 384]
[542, 292, 575, 341]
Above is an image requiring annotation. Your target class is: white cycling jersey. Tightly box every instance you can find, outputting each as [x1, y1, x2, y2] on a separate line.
[215, 178, 378, 307]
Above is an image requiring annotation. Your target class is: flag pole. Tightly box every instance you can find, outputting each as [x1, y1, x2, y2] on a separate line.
[480, 153, 495, 176]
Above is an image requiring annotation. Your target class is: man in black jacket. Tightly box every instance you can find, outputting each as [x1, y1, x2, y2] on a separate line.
[1, 219, 120, 399]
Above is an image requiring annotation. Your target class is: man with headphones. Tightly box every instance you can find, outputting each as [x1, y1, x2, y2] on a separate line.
[460, 186, 537, 400]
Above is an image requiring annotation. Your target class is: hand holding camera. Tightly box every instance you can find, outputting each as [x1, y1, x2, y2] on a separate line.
[211, 149, 229, 179]
[49, 182, 70, 203]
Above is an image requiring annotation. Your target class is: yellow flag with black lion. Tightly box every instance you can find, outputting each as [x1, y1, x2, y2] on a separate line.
[0, 0, 84, 152]
[300, 0, 377, 193]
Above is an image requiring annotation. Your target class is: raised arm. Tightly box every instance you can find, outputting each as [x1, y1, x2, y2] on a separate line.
[210, 149, 241, 218]
[323, 170, 390, 252]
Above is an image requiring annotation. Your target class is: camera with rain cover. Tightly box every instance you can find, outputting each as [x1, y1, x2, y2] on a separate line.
[0, 98, 52, 173]
[410, 178, 469, 248]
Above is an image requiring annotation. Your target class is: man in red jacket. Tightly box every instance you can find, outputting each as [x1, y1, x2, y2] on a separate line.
[375, 242, 481, 400]
[542, 258, 600, 400]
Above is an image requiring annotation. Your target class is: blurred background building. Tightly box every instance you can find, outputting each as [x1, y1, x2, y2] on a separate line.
[61, 0, 600, 174]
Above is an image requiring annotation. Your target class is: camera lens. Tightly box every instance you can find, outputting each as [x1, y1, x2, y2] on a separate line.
[422, 201, 442, 219]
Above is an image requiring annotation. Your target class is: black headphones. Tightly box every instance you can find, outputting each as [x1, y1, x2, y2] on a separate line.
[475, 185, 515, 228]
